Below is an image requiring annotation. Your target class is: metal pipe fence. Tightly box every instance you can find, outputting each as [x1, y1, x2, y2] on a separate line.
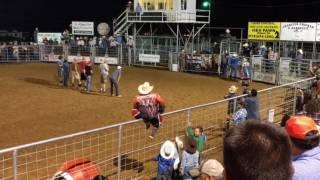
[0, 77, 315, 180]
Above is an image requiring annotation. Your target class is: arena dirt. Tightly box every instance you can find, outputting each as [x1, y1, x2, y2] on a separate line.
[0, 63, 271, 148]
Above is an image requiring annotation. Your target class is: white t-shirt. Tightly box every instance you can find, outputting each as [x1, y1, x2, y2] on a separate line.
[100, 63, 109, 76]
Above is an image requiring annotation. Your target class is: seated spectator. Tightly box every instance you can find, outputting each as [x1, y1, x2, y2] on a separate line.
[244, 89, 260, 120]
[224, 120, 293, 180]
[180, 137, 200, 180]
[186, 121, 206, 161]
[153, 140, 177, 180]
[227, 101, 247, 126]
[285, 116, 320, 180]
[199, 159, 224, 180]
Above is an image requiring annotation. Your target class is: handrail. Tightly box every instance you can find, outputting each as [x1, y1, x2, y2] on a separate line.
[0, 76, 315, 155]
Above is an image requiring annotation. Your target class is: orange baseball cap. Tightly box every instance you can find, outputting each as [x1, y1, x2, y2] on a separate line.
[285, 116, 319, 140]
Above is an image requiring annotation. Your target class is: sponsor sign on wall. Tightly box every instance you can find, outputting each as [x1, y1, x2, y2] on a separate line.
[72, 21, 94, 36]
[139, 54, 160, 63]
[280, 22, 316, 42]
[94, 57, 118, 64]
[316, 23, 320, 42]
[253, 72, 276, 84]
[248, 22, 281, 41]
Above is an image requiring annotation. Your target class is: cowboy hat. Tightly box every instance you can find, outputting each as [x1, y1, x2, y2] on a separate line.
[117, 66, 122, 70]
[186, 137, 197, 154]
[228, 85, 238, 94]
[243, 43, 249, 47]
[160, 141, 176, 160]
[138, 82, 154, 95]
[298, 49, 303, 55]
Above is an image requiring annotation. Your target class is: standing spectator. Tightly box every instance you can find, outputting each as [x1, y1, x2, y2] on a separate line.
[153, 140, 177, 180]
[79, 58, 88, 89]
[285, 116, 320, 180]
[224, 121, 293, 180]
[132, 82, 165, 139]
[295, 89, 304, 114]
[71, 58, 81, 88]
[136, 2, 143, 20]
[242, 43, 251, 58]
[227, 101, 247, 126]
[57, 56, 64, 85]
[293, 49, 303, 76]
[224, 85, 238, 130]
[180, 137, 200, 180]
[109, 66, 122, 97]
[239, 58, 251, 91]
[244, 89, 260, 120]
[85, 62, 93, 92]
[62, 59, 70, 87]
[199, 159, 224, 180]
[229, 54, 240, 80]
[186, 122, 206, 161]
[99, 60, 109, 93]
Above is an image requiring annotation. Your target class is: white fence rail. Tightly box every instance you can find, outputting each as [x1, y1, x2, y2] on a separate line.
[0, 77, 315, 180]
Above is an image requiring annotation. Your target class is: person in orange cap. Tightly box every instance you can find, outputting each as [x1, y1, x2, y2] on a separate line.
[285, 116, 320, 180]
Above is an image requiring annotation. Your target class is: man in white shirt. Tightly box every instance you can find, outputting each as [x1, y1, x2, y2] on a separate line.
[99, 60, 109, 93]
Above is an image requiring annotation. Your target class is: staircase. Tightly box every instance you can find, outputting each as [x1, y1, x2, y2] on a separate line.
[113, 9, 133, 36]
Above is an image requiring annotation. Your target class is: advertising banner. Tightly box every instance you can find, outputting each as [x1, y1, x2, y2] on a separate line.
[248, 22, 281, 41]
[139, 54, 160, 63]
[280, 22, 316, 42]
[72, 21, 94, 36]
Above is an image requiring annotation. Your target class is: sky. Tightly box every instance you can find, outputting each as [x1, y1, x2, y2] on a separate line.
[1, 0, 320, 32]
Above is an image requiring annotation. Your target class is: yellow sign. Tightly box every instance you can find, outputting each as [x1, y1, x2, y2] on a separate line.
[248, 22, 281, 41]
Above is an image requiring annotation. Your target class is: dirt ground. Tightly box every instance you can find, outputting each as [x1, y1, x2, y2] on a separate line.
[0, 63, 271, 148]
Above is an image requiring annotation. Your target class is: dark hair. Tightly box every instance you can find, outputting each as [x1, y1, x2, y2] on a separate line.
[250, 89, 258, 97]
[195, 126, 204, 133]
[224, 121, 292, 180]
[280, 114, 291, 127]
[290, 130, 320, 150]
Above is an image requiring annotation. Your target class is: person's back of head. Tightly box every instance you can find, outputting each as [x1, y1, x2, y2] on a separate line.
[250, 89, 258, 97]
[224, 120, 292, 180]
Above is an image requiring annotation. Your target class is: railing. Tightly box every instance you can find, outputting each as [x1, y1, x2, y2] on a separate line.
[0, 45, 41, 63]
[127, 9, 210, 24]
[0, 77, 315, 180]
[113, 9, 129, 35]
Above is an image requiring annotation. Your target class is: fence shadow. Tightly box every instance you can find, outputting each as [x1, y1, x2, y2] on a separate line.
[23, 77, 57, 87]
[113, 155, 144, 173]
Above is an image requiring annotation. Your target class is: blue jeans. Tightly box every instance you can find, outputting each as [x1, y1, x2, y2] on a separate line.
[156, 169, 172, 180]
[86, 75, 92, 91]
[63, 72, 69, 87]
[230, 66, 238, 79]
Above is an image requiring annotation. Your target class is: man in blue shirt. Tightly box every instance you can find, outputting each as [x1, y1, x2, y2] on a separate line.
[285, 116, 320, 180]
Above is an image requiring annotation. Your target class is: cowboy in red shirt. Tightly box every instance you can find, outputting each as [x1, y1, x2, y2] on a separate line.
[132, 82, 165, 139]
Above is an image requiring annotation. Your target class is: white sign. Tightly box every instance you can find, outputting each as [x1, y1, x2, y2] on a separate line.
[253, 72, 276, 84]
[251, 56, 263, 72]
[94, 57, 118, 65]
[280, 22, 316, 42]
[67, 56, 91, 63]
[316, 23, 320, 42]
[268, 109, 275, 123]
[37, 33, 62, 44]
[279, 58, 292, 76]
[72, 21, 94, 36]
[139, 54, 160, 63]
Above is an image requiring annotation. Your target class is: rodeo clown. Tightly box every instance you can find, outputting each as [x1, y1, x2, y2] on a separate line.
[131, 82, 166, 139]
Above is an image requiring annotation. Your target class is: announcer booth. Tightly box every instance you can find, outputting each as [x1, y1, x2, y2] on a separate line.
[113, 0, 210, 70]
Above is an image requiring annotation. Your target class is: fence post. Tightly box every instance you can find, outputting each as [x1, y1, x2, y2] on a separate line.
[117, 125, 123, 180]
[186, 109, 192, 125]
[128, 47, 132, 66]
[293, 85, 297, 115]
[13, 150, 18, 180]
[267, 89, 272, 118]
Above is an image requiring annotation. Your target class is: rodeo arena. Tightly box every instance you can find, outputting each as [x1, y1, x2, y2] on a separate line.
[2, 0, 320, 180]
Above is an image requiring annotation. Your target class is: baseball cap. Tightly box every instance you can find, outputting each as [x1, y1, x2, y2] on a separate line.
[201, 159, 224, 178]
[285, 116, 319, 140]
